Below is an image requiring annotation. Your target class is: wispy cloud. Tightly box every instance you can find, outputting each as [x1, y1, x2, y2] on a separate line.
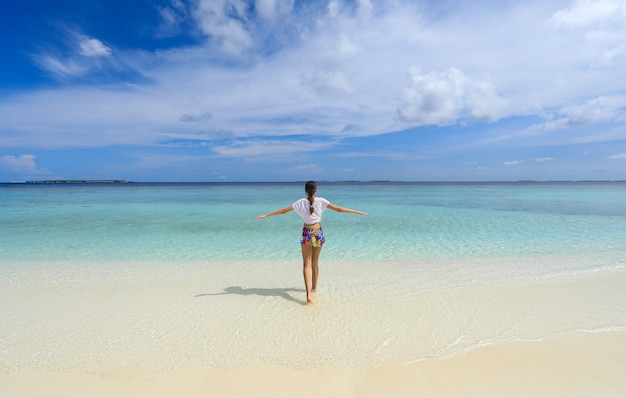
[337, 151, 411, 161]
[156, 0, 189, 37]
[31, 28, 122, 81]
[179, 112, 213, 122]
[212, 139, 338, 161]
[286, 163, 322, 175]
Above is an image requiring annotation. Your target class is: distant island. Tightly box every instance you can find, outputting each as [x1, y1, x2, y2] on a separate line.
[23, 180, 129, 184]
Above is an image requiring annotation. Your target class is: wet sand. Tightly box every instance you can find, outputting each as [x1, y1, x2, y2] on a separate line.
[2, 331, 625, 398]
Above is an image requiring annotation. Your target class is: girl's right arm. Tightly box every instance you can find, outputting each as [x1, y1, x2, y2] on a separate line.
[256, 205, 293, 219]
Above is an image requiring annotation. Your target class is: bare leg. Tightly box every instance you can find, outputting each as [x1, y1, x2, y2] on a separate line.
[311, 246, 322, 292]
[301, 244, 313, 303]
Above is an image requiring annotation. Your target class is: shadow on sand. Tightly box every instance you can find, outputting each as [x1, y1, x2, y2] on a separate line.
[195, 286, 306, 305]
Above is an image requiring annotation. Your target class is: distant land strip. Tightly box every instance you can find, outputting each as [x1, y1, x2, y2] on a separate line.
[21, 180, 129, 184]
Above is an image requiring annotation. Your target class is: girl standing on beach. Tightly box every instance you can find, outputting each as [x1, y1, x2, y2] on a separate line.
[256, 181, 367, 304]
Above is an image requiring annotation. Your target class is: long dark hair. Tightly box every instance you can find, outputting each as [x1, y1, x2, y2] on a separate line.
[305, 181, 316, 215]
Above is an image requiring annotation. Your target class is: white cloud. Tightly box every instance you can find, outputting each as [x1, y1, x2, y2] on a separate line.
[559, 95, 626, 125]
[79, 37, 112, 57]
[548, 0, 625, 29]
[0, 154, 48, 176]
[503, 160, 524, 166]
[512, 95, 626, 141]
[397, 67, 506, 125]
[609, 153, 626, 160]
[548, 0, 626, 67]
[535, 157, 555, 162]
[0, 154, 37, 172]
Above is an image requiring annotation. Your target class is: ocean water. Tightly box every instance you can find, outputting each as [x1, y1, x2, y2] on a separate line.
[1, 181, 626, 376]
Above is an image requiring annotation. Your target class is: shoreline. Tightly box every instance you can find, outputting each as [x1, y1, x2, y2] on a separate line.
[2, 330, 625, 398]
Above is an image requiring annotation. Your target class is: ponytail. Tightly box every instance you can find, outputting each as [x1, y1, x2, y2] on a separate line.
[305, 181, 317, 215]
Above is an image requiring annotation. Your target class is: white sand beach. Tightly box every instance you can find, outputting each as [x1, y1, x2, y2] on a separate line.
[2, 331, 625, 398]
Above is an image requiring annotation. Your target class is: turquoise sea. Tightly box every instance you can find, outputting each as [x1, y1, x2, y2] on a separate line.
[1, 182, 626, 376]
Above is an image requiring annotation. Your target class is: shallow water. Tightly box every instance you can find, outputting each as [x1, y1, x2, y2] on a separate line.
[2, 182, 625, 263]
[1, 182, 625, 376]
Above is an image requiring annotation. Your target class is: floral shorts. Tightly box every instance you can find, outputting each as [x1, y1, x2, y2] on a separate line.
[301, 227, 325, 248]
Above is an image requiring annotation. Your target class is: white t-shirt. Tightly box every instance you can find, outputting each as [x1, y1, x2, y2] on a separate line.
[292, 197, 330, 224]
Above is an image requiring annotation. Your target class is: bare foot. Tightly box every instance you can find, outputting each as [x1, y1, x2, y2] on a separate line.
[306, 296, 313, 304]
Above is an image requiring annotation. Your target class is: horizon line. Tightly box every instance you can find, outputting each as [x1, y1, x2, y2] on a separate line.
[3, 179, 626, 185]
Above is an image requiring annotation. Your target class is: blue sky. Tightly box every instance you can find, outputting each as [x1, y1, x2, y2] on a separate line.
[1, 0, 625, 182]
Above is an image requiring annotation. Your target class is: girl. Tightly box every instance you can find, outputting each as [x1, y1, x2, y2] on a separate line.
[256, 181, 367, 304]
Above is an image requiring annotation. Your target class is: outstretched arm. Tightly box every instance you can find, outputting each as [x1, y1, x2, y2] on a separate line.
[327, 203, 367, 215]
[256, 205, 293, 219]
